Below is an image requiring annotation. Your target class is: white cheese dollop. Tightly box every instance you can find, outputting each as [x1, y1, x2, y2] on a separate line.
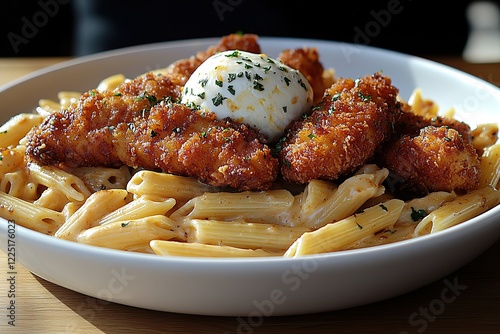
[180, 50, 313, 142]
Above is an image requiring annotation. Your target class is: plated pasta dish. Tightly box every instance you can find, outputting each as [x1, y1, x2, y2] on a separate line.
[1, 33, 499, 258]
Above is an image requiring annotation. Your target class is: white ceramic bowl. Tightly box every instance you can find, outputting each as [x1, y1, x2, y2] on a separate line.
[1, 37, 499, 316]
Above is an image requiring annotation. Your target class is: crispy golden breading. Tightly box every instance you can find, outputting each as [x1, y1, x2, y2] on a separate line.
[278, 47, 330, 104]
[165, 33, 261, 85]
[397, 109, 473, 145]
[26, 72, 183, 167]
[111, 102, 278, 191]
[25, 33, 279, 191]
[278, 72, 402, 184]
[26, 98, 278, 191]
[378, 126, 481, 196]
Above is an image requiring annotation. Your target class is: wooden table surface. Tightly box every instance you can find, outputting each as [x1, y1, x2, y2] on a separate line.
[0, 56, 499, 334]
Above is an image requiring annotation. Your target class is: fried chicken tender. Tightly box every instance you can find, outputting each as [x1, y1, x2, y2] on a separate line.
[278, 47, 333, 104]
[26, 97, 278, 191]
[26, 72, 182, 167]
[378, 126, 481, 196]
[397, 108, 473, 145]
[278, 72, 402, 184]
[25, 33, 279, 191]
[165, 33, 261, 85]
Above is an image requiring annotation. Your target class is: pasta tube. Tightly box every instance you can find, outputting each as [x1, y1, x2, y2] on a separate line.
[0, 191, 64, 234]
[284, 199, 405, 257]
[27, 163, 91, 202]
[55, 189, 132, 241]
[414, 186, 500, 236]
[98, 195, 176, 225]
[303, 165, 388, 229]
[77, 215, 183, 250]
[398, 191, 456, 225]
[479, 143, 500, 189]
[172, 189, 294, 224]
[72, 165, 132, 192]
[127, 170, 217, 202]
[150, 240, 279, 258]
[187, 219, 310, 251]
[0, 113, 44, 148]
[472, 123, 499, 154]
[0, 146, 26, 176]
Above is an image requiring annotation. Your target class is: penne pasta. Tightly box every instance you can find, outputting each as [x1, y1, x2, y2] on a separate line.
[0, 191, 64, 234]
[413, 186, 500, 236]
[72, 165, 132, 192]
[284, 199, 405, 257]
[187, 219, 310, 252]
[27, 163, 91, 202]
[150, 240, 280, 257]
[97, 74, 127, 92]
[34, 188, 70, 212]
[0, 146, 26, 176]
[38, 91, 81, 114]
[397, 191, 457, 225]
[57, 91, 82, 110]
[127, 170, 217, 202]
[479, 143, 500, 189]
[77, 215, 183, 250]
[472, 123, 499, 154]
[0, 113, 44, 148]
[407, 88, 439, 117]
[0, 171, 29, 199]
[55, 189, 132, 241]
[98, 195, 176, 225]
[301, 165, 388, 229]
[172, 189, 295, 224]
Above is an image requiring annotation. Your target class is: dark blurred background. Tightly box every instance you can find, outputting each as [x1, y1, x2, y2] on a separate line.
[0, 0, 497, 59]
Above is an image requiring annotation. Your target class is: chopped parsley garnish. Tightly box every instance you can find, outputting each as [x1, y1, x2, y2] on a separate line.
[282, 158, 291, 169]
[228, 73, 237, 82]
[136, 92, 157, 107]
[199, 78, 208, 87]
[358, 91, 372, 102]
[410, 207, 428, 221]
[253, 81, 264, 91]
[227, 85, 236, 95]
[225, 50, 241, 58]
[212, 93, 227, 106]
[298, 79, 308, 90]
